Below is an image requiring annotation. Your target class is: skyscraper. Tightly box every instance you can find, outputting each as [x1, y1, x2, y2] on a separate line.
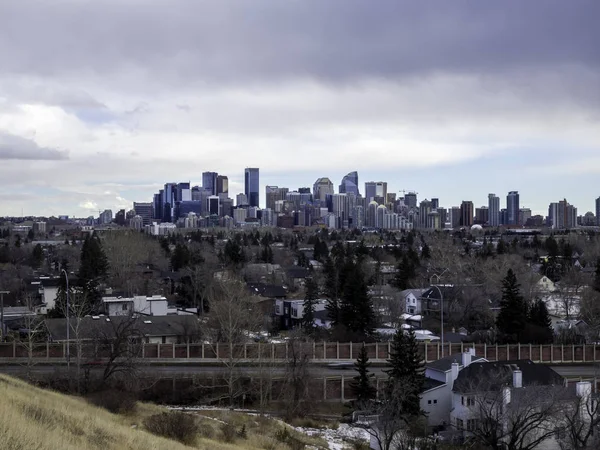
[339, 171, 360, 196]
[266, 186, 289, 211]
[364, 181, 388, 203]
[216, 175, 229, 195]
[507, 191, 520, 226]
[313, 177, 334, 202]
[202, 172, 218, 195]
[460, 201, 474, 227]
[245, 168, 260, 208]
[404, 192, 418, 209]
[133, 202, 153, 226]
[488, 194, 500, 227]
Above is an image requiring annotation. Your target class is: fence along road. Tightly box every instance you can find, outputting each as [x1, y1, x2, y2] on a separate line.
[0, 341, 599, 365]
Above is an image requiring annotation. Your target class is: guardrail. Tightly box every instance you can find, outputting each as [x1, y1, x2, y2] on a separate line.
[0, 342, 598, 364]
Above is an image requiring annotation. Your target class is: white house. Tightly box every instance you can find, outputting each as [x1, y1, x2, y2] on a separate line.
[102, 295, 168, 316]
[450, 360, 571, 449]
[421, 349, 486, 428]
[400, 289, 427, 315]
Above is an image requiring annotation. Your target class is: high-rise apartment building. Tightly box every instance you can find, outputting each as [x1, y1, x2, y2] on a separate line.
[244, 168, 260, 208]
[236, 193, 248, 207]
[449, 207, 461, 229]
[475, 207, 489, 225]
[596, 197, 600, 226]
[507, 191, 520, 226]
[519, 208, 532, 226]
[548, 199, 577, 229]
[339, 171, 360, 196]
[488, 194, 500, 227]
[460, 201, 474, 227]
[313, 177, 334, 202]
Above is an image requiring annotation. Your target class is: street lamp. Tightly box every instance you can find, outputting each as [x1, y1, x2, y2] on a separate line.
[61, 269, 70, 369]
[430, 275, 444, 358]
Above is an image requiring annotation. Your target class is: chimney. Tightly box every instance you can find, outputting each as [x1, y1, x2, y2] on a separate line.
[451, 362, 460, 386]
[462, 351, 472, 368]
[576, 381, 592, 400]
[512, 369, 522, 388]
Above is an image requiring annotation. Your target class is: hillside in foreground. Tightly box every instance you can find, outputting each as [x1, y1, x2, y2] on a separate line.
[0, 374, 328, 450]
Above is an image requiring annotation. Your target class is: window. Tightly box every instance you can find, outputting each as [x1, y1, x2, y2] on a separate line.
[467, 397, 475, 406]
[461, 396, 464, 405]
[433, 399, 437, 404]
[122, 304, 128, 311]
[456, 419, 464, 430]
[428, 400, 432, 405]
[467, 419, 479, 431]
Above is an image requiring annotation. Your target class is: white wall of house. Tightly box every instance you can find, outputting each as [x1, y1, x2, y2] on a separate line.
[421, 385, 451, 427]
[405, 292, 421, 314]
[103, 295, 168, 316]
[43, 286, 58, 311]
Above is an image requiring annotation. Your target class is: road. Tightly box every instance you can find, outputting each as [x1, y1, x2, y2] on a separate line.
[0, 362, 597, 379]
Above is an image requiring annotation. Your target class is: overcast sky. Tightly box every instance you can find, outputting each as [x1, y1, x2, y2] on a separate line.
[1, 0, 599, 217]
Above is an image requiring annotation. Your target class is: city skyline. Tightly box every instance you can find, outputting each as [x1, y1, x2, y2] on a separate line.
[0, 1, 599, 217]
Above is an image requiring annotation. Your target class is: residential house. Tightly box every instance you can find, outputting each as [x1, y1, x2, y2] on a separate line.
[274, 298, 327, 330]
[45, 315, 202, 344]
[102, 295, 168, 317]
[421, 349, 487, 428]
[286, 266, 310, 288]
[401, 289, 427, 315]
[451, 360, 569, 447]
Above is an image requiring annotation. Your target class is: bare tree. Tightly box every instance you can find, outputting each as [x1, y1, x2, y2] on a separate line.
[464, 376, 566, 450]
[201, 277, 263, 406]
[555, 382, 600, 450]
[280, 331, 313, 419]
[89, 314, 144, 389]
[555, 267, 586, 320]
[18, 293, 47, 379]
[181, 264, 212, 315]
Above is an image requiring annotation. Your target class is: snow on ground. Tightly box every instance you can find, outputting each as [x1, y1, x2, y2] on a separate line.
[292, 423, 371, 450]
[169, 406, 371, 449]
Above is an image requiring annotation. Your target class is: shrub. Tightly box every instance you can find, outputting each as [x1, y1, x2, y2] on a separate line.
[220, 422, 237, 443]
[87, 390, 137, 415]
[143, 412, 197, 445]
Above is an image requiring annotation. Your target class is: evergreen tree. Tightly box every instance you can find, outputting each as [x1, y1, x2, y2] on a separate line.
[302, 277, 319, 334]
[77, 234, 109, 309]
[421, 243, 431, 259]
[31, 243, 44, 268]
[339, 264, 375, 337]
[392, 255, 415, 290]
[496, 269, 528, 343]
[350, 345, 376, 406]
[594, 257, 600, 292]
[527, 298, 553, 344]
[170, 243, 191, 271]
[324, 256, 341, 325]
[384, 328, 424, 417]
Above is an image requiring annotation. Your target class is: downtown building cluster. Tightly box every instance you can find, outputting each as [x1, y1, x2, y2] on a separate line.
[99, 169, 600, 233]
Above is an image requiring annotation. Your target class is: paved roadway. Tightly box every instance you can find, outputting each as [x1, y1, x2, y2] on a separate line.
[0, 362, 597, 379]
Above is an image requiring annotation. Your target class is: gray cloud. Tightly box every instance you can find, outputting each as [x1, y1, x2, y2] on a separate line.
[0, 1, 598, 86]
[0, 133, 69, 160]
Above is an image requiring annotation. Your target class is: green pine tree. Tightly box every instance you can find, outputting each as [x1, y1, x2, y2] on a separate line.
[339, 264, 376, 338]
[77, 234, 109, 310]
[350, 345, 376, 406]
[384, 328, 424, 417]
[392, 255, 415, 290]
[527, 298, 553, 344]
[496, 269, 528, 343]
[302, 277, 319, 334]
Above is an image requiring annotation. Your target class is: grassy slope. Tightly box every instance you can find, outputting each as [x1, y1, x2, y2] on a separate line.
[0, 374, 328, 450]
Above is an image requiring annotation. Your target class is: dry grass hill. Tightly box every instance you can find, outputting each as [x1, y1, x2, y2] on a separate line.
[0, 373, 330, 450]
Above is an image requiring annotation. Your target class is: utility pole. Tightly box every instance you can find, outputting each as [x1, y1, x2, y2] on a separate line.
[0, 290, 10, 342]
[61, 270, 70, 369]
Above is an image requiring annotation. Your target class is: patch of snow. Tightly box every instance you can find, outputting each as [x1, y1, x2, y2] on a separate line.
[292, 423, 370, 450]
